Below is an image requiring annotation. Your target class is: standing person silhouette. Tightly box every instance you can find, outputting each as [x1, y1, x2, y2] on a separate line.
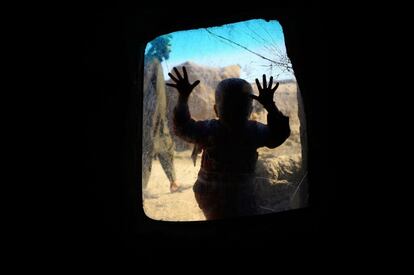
[142, 59, 179, 199]
[168, 66, 290, 219]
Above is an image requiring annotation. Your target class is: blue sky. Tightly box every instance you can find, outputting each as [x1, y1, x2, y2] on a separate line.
[145, 19, 295, 83]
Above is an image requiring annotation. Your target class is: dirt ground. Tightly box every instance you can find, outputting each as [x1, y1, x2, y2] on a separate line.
[142, 151, 206, 221]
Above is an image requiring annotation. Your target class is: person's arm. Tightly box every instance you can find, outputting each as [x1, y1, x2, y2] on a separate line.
[251, 75, 290, 148]
[167, 66, 210, 144]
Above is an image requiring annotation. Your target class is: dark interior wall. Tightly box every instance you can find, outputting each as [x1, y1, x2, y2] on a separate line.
[71, 1, 333, 257]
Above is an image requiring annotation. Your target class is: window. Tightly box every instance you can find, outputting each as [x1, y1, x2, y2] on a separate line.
[141, 19, 308, 221]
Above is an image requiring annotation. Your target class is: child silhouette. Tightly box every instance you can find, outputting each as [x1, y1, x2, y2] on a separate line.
[167, 66, 290, 220]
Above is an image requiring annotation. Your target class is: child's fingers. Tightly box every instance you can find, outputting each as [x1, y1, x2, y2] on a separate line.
[268, 76, 273, 89]
[173, 67, 183, 80]
[255, 78, 262, 91]
[190, 80, 200, 89]
[271, 82, 280, 92]
[249, 94, 260, 100]
[183, 66, 188, 80]
[168, 72, 179, 82]
[262, 74, 267, 88]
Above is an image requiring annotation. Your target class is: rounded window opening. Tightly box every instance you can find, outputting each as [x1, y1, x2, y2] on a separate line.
[141, 19, 308, 221]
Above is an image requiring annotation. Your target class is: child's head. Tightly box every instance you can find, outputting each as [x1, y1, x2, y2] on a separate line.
[214, 78, 253, 127]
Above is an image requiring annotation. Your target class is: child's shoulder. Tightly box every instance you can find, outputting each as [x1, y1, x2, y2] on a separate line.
[205, 119, 220, 128]
[247, 119, 261, 127]
[197, 118, 220, 130]
[247, 120, 266, 133]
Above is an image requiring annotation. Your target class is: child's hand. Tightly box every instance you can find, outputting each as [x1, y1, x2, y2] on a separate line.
[251, 74, 279, 109]
[167, 66, 200, 99]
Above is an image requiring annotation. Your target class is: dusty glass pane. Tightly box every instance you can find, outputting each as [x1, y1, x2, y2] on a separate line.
[141, 19, 308, 221]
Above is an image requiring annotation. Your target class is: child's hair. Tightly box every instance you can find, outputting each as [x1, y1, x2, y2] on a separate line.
[214, 78, 254, 126]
